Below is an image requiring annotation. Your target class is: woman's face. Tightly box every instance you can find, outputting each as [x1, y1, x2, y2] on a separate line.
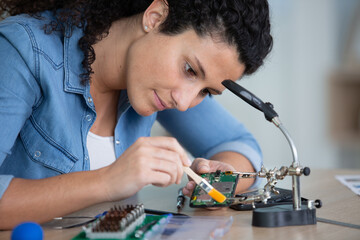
[125, 29, 245, 116]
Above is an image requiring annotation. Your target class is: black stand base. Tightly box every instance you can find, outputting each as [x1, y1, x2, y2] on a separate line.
[252, 204, 316, 227]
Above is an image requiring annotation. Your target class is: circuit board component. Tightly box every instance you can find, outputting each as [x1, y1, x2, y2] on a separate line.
[73, 204, 171, 240]
[190, 170, 239, 208]
[83, 204, 145, 239]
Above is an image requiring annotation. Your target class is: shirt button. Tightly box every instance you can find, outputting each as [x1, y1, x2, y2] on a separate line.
[34, 151, 41, 158]
[87, 97, 93, 104]
[85, 155, 89, 160]
[85, 115, 92, 121]
[115, 140, 120, 145]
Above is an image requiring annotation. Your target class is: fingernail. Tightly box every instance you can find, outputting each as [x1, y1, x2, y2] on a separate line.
[186, 158, 192, 166]
[187, 181, 195, 189]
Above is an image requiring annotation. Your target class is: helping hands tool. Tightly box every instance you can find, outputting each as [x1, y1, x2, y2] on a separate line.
[222, 79, 321, 227]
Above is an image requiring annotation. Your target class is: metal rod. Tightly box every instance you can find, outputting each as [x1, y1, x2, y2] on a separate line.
[272, 117, 301, 210]
[232, 171, 258, 178]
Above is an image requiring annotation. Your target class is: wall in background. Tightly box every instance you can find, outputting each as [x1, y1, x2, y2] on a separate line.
[152, 0, 360, 169]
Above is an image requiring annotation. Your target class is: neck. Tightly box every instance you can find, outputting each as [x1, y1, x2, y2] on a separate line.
[89, 14, 143, 136]
[89, 86, 120, 136]
[91, 14, 144, 92]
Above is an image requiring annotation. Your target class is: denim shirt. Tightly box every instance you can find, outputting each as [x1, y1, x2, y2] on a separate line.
[0, 12, 262, 198]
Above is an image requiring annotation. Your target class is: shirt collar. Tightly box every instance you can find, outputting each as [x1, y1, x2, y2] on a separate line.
[63, 26, 87, 94]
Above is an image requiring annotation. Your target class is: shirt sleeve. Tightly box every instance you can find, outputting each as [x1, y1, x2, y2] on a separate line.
[157, 96, 263, 188]
[0, 22, 41, 198]
[0, 175, 14, 198]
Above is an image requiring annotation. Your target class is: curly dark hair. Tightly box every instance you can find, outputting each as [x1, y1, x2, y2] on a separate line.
[0, 0, 273, 83]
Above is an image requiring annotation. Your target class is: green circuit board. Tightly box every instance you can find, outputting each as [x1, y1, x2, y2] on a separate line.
[189, 171, 239, 208]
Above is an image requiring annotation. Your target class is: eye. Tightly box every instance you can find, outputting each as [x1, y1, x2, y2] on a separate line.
[200, 88, 212, 97]
[185, 62, 197, 77]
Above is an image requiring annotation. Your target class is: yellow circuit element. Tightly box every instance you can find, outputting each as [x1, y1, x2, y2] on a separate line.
[208, 188, 226, 203]
[225, 171, 233, 175]
[191, 196, 197, 201]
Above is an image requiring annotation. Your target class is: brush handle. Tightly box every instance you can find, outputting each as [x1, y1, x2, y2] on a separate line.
[183, 166, 202, 184]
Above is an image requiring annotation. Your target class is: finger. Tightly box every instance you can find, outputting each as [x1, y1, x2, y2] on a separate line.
[182, 187, 191, 197]
[185, 181, 196, 190]
[142, 137, 192, 166]
[182, 181, 196, 196]
[132, 140, 184, 184]
[182, 181, 196, 197]
[147, 158, 181, 184]
[207, 161, 236, 172]
[192, 158, 210, 173]
[153, 149, 184, 184]
[146, 171, 173, 187]
[150, 148, 183, 184]
[132, 159, 179, 188]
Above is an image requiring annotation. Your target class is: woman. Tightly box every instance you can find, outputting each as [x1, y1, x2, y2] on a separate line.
[0, 0, 272, 229]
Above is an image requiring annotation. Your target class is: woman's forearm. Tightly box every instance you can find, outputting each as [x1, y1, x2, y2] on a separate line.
[0, 136, 191, 230]
[0, 168, 108, 230]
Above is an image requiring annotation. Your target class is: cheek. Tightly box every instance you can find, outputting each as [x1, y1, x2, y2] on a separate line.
[126, 35, 159, 83]
[127, 53, 175, 90]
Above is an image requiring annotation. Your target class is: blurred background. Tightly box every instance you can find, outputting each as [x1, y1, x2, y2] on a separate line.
[153, 0, 360, 169]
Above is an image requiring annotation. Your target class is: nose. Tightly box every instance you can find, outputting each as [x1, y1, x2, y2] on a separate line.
[171, 87, 202, 112]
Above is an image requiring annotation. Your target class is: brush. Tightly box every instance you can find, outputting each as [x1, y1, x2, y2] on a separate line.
[183, 166, 226, 203]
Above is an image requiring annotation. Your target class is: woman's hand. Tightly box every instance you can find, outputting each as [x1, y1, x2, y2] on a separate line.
[181, 158, 236, 197]
[100, 136, 191, 201]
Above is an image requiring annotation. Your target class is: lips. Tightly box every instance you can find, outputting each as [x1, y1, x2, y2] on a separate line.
[153, 91, 168, 111]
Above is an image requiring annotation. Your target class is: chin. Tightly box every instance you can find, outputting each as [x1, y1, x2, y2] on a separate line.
[128, 91, 156, 116]
[140, 110, 155, 117]
[132, 105, 155, 117]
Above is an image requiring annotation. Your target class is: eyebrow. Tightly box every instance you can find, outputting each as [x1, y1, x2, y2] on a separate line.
[194, 57, 222, 95]
[210, 88, 222, 95]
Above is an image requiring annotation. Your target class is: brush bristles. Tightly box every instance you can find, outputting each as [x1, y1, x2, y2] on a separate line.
[208, 188, 227, 203]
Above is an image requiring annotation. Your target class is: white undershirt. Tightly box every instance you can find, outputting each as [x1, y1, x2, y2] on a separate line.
[87, 131, 116, 170]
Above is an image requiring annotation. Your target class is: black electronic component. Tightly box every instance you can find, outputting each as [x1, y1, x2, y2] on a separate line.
[230, 188, 308, 211]
[176, 188, 185, 210]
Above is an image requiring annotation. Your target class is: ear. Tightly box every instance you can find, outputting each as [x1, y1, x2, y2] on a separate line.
[142, 0, 169, 32]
